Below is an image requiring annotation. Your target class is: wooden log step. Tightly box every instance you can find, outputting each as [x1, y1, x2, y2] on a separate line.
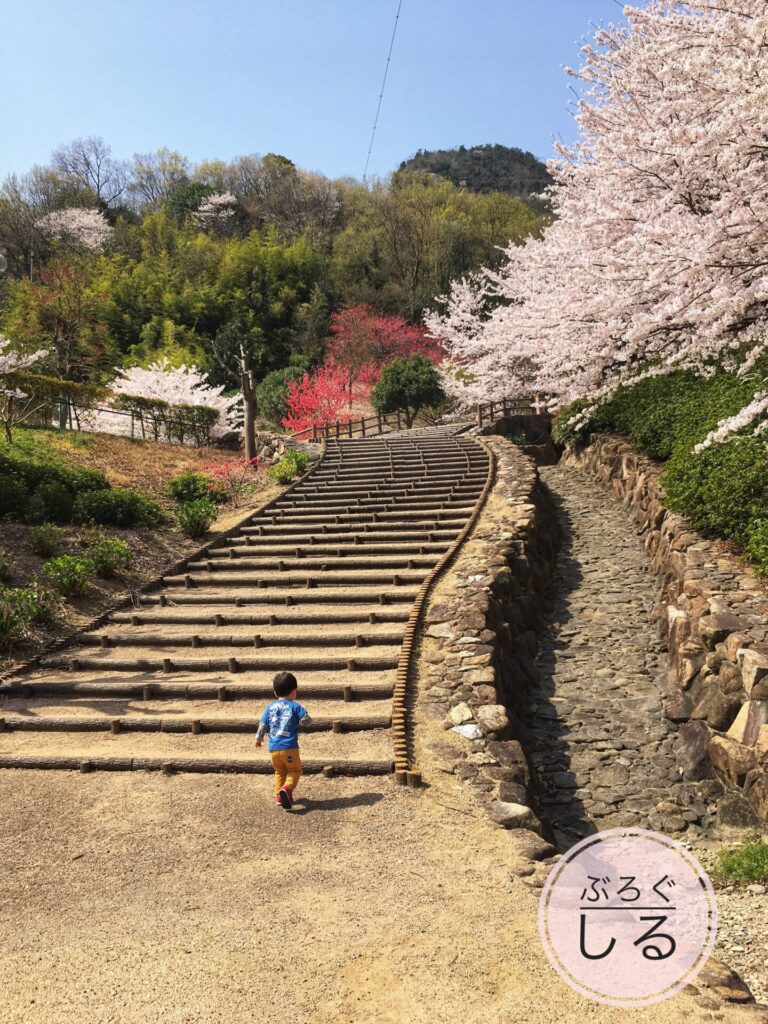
[238, 523, 460, 539]
[184, 555, 440, 572]
[1, 680, 395, 700]
[133, 590, 417, 606]
[109, 610, 411, 626]
[77, 631, 405, 649]
[0, 714, 392, 734]
[40, 653, 401, 673]
[161, 572, 428, 589]
[0, 754, 394, 776]
[213, 542, 450, 557]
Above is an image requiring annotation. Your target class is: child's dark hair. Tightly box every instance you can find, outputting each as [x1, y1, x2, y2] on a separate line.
[273, 671, 298, 697]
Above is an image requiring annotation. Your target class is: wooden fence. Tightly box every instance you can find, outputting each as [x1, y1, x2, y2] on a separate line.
[291, 412, 406, 443]
[474, 396, 540, 429]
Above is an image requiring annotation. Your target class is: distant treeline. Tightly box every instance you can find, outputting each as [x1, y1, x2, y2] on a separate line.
[0, 139, 549, 392]
[398, 143, 552, 204]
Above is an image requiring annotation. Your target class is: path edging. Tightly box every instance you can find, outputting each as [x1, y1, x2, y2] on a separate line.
[567, 434, 768, 828]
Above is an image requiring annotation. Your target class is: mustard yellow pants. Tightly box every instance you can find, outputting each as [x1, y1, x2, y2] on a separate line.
[270, 748, 302, 795]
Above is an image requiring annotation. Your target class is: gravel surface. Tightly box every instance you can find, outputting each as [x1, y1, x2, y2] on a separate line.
[0, 770, 765, 1024]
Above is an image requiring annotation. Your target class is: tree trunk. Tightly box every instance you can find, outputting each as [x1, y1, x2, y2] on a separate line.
[241, 370, 256, 460]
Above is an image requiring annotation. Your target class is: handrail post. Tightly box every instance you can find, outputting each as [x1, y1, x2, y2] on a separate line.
[377, 413, 383, 435]
[361, 416, 366, 437]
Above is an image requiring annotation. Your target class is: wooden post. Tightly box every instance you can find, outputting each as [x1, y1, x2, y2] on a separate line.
[377, 413, 383, 435]
[476, 404, 483, 428]
[241, 368, 256, 461]
[396, 411, 402, 430]
[348, 420, 353, 438]
[361, 416, 366, 437]
[312, 423, 318, 442]
[335, 420, 340, 438]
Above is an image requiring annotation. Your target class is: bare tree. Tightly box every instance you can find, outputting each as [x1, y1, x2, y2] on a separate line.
[128, 149, 190, 210]
[52, 136, 129, 207]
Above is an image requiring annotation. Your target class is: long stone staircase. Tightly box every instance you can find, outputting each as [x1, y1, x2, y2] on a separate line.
[0, 426, 490, 780]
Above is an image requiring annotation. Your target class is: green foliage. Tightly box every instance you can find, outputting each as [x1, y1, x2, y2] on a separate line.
[30, 523, 66, 558]
[113, 395, 221, 446]
[397, 144, 552, 202]
[74, 487, 165, 528]
[0, 474, 29, 517]
[564, 367, 768, 574]
[82, 532, 134, 578]
[29, 481, 74, 524]
[255, 366, 306, 424]
[715, 838, 768, 884]
[168, 470, 226, 504]
[371, 355, 445, 428]
[746, 520, 768, 577]
[176, 498, 218, 537]
[42, 555, 95, 596]
[267, 449, 310, 484]
[0, 586, 38, 648]
[0, 436, 109, 516]
[664, 437, 768, 545]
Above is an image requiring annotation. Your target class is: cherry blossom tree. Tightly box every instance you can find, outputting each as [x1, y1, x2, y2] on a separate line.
[0, 336, 48, 442]
[427, 0, 768, 437]
[89, 359, 240, 440]
[196, 192, 237, 230]
[36, 208, 112, 252]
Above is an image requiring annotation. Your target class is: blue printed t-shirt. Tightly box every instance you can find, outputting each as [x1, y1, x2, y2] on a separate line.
[259, 699, 309, 751]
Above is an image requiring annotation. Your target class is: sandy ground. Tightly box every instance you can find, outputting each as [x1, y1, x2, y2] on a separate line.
[0, 770, 762, 1024]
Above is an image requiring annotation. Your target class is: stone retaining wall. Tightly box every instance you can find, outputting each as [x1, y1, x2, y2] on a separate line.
[416, 436, 559, 842]
[567, 435, 768, 827]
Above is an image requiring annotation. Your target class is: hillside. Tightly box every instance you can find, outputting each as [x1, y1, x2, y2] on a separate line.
[397, 144, 552, 201]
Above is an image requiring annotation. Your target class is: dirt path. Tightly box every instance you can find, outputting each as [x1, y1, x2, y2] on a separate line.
[0, 769, 761, 1024]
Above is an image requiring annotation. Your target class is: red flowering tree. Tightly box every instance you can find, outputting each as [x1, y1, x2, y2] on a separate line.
[328, 305, 445, 402]
[281, 363, 352, 438]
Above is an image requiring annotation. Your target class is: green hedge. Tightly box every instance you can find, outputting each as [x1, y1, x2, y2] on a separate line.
[556, 368, 768, 574]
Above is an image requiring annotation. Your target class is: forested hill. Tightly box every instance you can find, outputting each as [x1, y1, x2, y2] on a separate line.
[397, 144, 552, 201]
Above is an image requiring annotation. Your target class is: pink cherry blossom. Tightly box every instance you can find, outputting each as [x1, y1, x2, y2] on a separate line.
[427, 1, 768, 441]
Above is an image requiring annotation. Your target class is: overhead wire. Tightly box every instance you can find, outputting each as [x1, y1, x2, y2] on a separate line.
[363, 0, 404, 182]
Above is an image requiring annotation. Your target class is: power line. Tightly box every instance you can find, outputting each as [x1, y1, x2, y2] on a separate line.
[363, 0, 404, 183]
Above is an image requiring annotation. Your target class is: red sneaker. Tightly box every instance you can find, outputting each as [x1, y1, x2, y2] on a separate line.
[277, 786, 293, 810]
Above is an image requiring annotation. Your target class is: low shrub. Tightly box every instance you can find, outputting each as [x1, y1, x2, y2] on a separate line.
[0, 549, 11, 584]
[0, 451, 108, 497]
[30, 481, 74, 524]
[168, 470, 226, 505]
[746, 519, 768, 577]
[74, 487, 165, 528]
[42, 554, 96, 596]
[30, 584, 63, 624]
[268, 449, 310, 484]
[202, 459, 262, 505]
[0, 474, 29, 517]
[664, 436, 768, 549]
[0, 587, 38, 649]
[715, 837, 768, 884]
[176, 498, 218, 538]
[81, 532, 134, 578]
[30, 523, 66, 558]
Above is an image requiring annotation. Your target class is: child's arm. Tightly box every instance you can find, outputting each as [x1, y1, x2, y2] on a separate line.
[255, 708, 270, 748]
[297, 704, 312, 728]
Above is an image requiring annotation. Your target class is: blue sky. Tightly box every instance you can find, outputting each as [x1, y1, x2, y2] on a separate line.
[1, 0, 626, 182]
